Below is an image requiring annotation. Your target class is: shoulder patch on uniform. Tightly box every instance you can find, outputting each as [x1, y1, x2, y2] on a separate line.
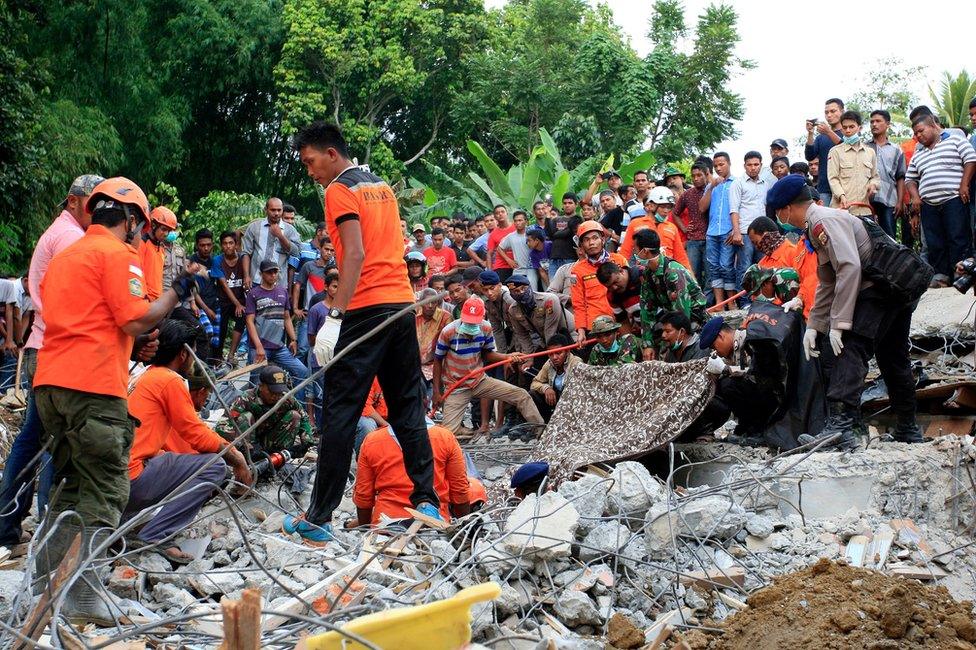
[812, 223, 828, 247]
[129, 278, 144, 297]
[129, 264, 143, 278]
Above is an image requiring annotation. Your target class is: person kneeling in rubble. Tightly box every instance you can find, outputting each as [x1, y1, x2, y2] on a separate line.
[217, 365, 314, 480]
[698, 270, 803, 449]
[348, 424, 470, 527]
[125, 320, 251, 562]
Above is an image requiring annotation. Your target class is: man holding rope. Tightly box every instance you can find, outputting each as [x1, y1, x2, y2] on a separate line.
[286, 122, 440, 546]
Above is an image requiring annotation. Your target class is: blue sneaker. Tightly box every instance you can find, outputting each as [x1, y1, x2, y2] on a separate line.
[415, 502, 443, 522]
[282, 514, 334, 547]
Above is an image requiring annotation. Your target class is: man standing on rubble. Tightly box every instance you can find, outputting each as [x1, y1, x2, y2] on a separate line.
[32, 177, 199, 623]
[289, 122, 440, 546]
[766, 174, 926, 450]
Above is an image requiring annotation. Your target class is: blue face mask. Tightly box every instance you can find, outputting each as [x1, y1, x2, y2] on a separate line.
[595, 338, 620, 354]
[842, 134, 860, 145]
[164, 231, 179, 243]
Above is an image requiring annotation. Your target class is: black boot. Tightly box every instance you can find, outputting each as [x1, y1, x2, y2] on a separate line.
[797, 402, 858, 451]
[889, 416, 925, 443]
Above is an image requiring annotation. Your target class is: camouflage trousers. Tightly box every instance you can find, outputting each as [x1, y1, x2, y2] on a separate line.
[34, 386, 135, 528]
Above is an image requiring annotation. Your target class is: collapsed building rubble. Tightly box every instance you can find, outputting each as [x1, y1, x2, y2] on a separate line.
[0, 288, 975, 647]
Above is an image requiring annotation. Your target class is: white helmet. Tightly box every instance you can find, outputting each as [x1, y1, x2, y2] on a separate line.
[648, 186, 676, 205]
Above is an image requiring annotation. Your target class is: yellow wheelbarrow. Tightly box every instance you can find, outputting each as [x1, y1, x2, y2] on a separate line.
[302, 582, 500, 650]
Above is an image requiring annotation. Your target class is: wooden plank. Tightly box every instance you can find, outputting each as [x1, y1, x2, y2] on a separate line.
[888, 564, 949, 581]
[924, 417, 976, 439]
[15, 532, 82, 649]
[949, 386, 976, 409]
[890, 519, 934, 557]
[678, 567, 745, 590]
[219, 361, 267, 385]
[262, 564, 366, 632]
[845, 534, 869, 567]
[218, 588, 262, 650]
[713, 590, 748, 611]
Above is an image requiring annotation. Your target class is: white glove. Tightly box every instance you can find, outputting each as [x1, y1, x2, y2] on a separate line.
[706, 355, 727, 376]
[802, 328, 819, 360]
[782, 296, 803, 313]
[828, 328, 844, 356]
[313, 317, 342, 366]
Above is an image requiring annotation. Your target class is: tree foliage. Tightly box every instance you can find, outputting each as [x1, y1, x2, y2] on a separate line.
[847, 57, 925, 138]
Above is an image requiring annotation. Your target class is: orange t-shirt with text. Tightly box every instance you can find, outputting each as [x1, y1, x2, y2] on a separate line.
[325, 167, 415, 311]
[34, 225, 150, 398]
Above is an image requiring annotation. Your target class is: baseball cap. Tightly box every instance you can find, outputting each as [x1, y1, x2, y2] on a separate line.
[259, 365, 289, 393]
[458, 297, 486, 334]
[770, 138, 789, 150]
[59, 174, 105, 209]
[411, 223, 427, 233]
[602, 169, 621, 179]
[259, 259, 280, 273]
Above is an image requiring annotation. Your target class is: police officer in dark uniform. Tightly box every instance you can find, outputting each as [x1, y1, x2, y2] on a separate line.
[699, 297, 802, 448]
[766, 174, 930, 450]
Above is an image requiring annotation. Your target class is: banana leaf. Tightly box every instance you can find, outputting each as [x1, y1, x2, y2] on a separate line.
[467, 140, 514, 202]
[619, 150, 655, 184]
[468, 171, 505, 208]
[538, 128, 564, 172]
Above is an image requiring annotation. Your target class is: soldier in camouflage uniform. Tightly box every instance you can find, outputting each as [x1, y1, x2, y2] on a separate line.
[587, 316, 641, 366]
[218, 365, 314, 468]
[741, 264, 800, 304]
[634, 229, 707, 360]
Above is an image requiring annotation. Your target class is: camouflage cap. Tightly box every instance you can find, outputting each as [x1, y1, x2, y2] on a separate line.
[589, 315, 621, 335]
[60, 174, 105, 208]
[741, 264, 774, 296]
[743, 265, 800, 303]
[186, 362, 216, 391]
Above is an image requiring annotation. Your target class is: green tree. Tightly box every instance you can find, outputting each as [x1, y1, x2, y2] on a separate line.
[929, 70, 976, 130]
[847, 57, 925, 138]
[275, 0, 486, 180]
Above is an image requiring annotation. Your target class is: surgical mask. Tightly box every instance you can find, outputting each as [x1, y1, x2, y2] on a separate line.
[165, 231, 179, 243]
[842, 134, 860, 145]
[777, 218, 802, 234]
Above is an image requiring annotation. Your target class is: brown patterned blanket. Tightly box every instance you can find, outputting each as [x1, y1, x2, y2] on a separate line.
[539, 358, 713, 483]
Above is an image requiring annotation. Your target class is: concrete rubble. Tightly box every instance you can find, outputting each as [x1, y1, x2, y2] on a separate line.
[0, 431, 971, 648]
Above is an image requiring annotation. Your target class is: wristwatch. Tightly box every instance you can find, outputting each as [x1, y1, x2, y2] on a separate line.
[328, 307, 344, 320]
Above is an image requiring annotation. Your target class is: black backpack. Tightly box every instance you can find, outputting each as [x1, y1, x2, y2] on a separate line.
[856, 215, 933, 304]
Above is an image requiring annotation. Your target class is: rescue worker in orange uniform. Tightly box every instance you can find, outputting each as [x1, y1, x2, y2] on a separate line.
[32, 177, 199, 624]
[139, 206, 179, 300]
[571, 221, 627, 341]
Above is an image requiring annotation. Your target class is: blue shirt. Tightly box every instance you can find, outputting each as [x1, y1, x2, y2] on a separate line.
[706, 177, 734, 237]
[289, 241, 319, 270]
[804, 130, 842, 193]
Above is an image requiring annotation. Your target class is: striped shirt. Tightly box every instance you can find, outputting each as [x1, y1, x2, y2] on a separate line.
[435, 320, 495, 390]
[905, 132, 976, 205]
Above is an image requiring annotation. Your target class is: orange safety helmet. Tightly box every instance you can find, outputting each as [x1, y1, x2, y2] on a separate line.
[85, 177, 150, 222]
[576, 220, 606, 238]
[149, 206, 178, 230]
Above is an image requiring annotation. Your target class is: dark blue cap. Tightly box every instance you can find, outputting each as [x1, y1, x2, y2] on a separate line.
[526, 227, 545, 240]
[479, 270, 501, 285]
[765, 174, 809, 211]
[506, 274, 530, 287]
[511, 461, 550, 489]
[699, 316, 726, 349]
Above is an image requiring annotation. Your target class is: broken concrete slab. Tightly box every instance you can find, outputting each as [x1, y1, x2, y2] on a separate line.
[644, 495, 747, 555]
[607, 461, 665, 521]
[579, 521, 634, 563]
[553, 590, 602, 627]
[557, 473, 609, 534]
[503, 492, 579, 560]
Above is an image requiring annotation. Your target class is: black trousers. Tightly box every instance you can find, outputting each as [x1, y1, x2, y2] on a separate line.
[218, 303, 246, 353]
[820, 288, 916, 420]
[530, 391, 556, 422]
[306, 305, 438, 524]
[714, 375, 782, 434]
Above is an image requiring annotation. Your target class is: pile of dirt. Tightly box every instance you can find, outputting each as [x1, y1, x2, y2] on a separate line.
[676, 558, 976, 650]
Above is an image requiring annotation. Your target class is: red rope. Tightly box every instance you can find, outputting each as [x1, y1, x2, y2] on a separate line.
[707, 290, 745, 312]
[432, 338, 596, 414]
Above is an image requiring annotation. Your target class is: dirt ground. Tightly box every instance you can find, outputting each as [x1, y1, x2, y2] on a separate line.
[675, 559, 976, 650]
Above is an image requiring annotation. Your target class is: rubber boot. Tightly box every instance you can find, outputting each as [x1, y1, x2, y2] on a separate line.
[62, 526, 121, 626]
[889, 416, 925, 444]
[33, 520, 76, 596]
[797, 402, 858, 451]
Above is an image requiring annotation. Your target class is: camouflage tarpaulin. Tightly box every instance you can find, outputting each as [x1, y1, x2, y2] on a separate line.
[539, 358, 713, 483]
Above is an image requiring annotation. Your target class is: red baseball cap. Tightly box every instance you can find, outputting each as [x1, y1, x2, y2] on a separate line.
[460, 297, 486, 324]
